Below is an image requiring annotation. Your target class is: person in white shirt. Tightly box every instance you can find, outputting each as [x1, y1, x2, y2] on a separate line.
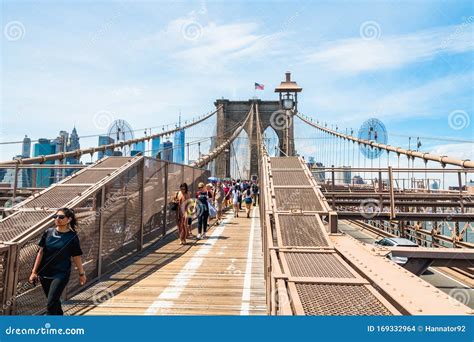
[231, 186, 241, 218]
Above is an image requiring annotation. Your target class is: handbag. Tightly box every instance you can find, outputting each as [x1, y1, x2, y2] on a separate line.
[208, 201, 217, 218]
[168, 192, 179, 211]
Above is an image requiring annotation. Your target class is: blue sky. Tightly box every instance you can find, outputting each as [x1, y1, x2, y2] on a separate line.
[1, 0, 473, 163]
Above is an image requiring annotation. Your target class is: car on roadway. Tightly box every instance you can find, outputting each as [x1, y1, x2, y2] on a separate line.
[375, 237, 418, 247]
[375, 237, 418, 265]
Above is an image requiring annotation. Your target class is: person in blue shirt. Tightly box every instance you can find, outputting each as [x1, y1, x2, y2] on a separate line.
[29, 207, 86, 315]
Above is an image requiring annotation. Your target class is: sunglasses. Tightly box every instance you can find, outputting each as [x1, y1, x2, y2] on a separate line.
[52, 214, 66, 220]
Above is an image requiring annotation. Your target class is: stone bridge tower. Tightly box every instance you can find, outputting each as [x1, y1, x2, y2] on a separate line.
[214, 72, 302, 178]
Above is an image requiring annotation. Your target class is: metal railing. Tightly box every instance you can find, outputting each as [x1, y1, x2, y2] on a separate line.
[0, 156, 209, 315]
[297, 114, 474, 168]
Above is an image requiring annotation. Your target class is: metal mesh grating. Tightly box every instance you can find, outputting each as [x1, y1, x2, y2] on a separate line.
[21, 186, 89, 208]
[0, 250, 7, 313]
[100, 163, 142, 273]
[278, 215, 329, 247]
[64, 169, 112, 184]
[295, 283, 392, 315]
[274, 188, 323, 211]
[14, 235, 47, 315]
[272, 171, 311, 186]
[94, 157, 132, 168]
[284, 252, 355, 278]
[0, 212, 52, 242]
[270, 157, 301, 169]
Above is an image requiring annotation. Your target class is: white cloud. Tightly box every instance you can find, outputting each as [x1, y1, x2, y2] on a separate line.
[135, 19, 286, 71]
[301, 72, 472, 127]
[429, 142, 474, 161]
[305, 23, 474, 73]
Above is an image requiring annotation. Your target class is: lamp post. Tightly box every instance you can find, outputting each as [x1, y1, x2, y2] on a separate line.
[274, 72, 302, 156]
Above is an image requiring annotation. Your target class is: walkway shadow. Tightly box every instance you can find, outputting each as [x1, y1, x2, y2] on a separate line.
[63, 218, 222, 315]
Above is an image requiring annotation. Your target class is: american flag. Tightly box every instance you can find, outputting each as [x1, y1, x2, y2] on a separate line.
[254, 82, 264, 90]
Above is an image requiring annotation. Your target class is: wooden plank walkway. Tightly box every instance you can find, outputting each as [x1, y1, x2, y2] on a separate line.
[65, 206, 266, 315]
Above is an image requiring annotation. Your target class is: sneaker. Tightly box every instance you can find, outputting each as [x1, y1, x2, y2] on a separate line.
[202, 233, 207, 238]
[197, 234, 201, 240]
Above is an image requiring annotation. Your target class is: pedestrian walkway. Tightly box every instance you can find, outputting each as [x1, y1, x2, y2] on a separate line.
[64, 207, 266, 315]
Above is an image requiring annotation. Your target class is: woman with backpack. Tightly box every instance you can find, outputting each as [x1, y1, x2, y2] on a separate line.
[243, 187, 253, 218]
[29, 208, 85, 315]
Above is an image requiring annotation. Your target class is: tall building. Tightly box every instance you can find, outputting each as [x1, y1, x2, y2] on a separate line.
[162, 140, 173, 162]
[131, 141, 145, 156]
[65, 126, 80, 176]
[173, 129, 185, 164]
[352, 175, 364, 185]
[151, 137, 161, 159]
[33, 139, 56, 187]
[22, 135, 31, 158]
[335, 166, 352, 185]
[98, 135, 114, 160]
[53, 131, 69, 181]
[1, 156, 32, 187]
[311, 162, 326, 183]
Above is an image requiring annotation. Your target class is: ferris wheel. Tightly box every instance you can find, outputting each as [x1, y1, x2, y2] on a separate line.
[357, 118, 388, 159]
[107, 119, 135, 156]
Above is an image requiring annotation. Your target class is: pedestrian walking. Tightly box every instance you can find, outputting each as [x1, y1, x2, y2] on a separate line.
[214, 182, 225, 224]
[29, 208, 85, 315]
[232, 186, 241, 218]
[176, 183, 190, 245]
[196, 182, 210, 239]
[243, 188, 253, 218]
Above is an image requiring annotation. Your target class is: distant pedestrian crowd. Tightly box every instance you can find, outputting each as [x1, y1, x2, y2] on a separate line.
[171, 178, 259, 245]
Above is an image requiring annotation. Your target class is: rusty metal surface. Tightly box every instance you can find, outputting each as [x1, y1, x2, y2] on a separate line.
[331, 234, 472, 315]
[294, 283, 393, 315]
[64, 169, 113, 184]
[270, 157, 301, 169]
[94, 157, 132, 168]
[283, 251, 355, 278]
[271, 170, 310, 186]
[21, 186, 90, 208]
[277, 214, 330, 247]
[274, 188, 323, 211]
[0, 211, 52, 242]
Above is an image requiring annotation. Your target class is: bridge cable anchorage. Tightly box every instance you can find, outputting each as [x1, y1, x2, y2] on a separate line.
[0, 106, 222, 166]
[296, 113, 474, 169]
[190, 105, 254, 168]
